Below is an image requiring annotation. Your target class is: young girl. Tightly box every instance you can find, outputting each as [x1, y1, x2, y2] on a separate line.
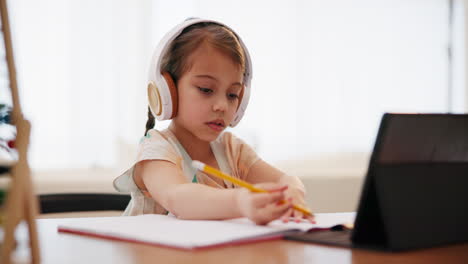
[114, 18, 313, 225]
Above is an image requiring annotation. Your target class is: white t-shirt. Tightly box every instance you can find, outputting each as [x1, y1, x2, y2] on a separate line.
[113, 129, 260, 216]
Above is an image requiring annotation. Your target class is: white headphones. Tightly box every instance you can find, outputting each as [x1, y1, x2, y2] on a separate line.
[147, 18, 252, 127]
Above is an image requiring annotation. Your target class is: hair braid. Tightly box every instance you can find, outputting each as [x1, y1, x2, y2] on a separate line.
[144, 106, 155, 136]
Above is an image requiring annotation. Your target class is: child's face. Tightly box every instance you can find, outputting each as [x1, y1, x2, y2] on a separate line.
[173, 42, 243, 142]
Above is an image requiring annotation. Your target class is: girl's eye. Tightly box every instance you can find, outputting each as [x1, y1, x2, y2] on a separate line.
[198, 87, 213, 94]
[228, 93, 239, 100]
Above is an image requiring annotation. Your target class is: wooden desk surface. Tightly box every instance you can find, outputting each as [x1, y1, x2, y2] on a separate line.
[13, 218, 468, 264]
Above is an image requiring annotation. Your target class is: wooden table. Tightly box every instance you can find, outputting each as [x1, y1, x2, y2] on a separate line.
[9, 218, 468, 264]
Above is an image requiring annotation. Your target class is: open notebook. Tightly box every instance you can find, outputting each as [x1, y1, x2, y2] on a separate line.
[58, 213, 355, 250]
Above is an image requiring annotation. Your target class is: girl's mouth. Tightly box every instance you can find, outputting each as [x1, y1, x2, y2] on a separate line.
[206, 120, 225, 132]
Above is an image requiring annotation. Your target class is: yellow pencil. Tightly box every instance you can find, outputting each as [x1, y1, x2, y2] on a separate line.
[192, 160, 313, 217]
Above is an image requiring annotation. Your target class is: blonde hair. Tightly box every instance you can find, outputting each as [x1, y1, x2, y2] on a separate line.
[162, 22, 245, 80]
[145, 22, 246, 135]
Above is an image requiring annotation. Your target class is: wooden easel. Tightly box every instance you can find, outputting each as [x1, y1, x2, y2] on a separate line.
[0, 0, 41, 263]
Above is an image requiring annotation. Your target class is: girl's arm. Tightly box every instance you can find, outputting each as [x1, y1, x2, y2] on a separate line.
[136, 159, 291, 224]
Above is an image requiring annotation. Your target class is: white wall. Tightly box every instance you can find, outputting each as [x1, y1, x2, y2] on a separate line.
[5, 0, 467, 213]
[8, 0, 463, 172]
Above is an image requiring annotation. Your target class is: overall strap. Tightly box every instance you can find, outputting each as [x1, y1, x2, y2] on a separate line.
[165, 129, 234, 187]
[210, 139, 234, 188]
[165, 130, 198, 183]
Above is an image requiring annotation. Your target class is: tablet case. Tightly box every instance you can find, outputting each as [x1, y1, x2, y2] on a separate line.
[286, 114, 468, 251]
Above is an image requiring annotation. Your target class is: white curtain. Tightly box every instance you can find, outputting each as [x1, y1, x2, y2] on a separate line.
[8, 0, 465, 170]
[10, 0, 152, 169]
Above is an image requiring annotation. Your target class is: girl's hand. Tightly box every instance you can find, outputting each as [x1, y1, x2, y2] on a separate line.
[280, 185, 315, 224]
[235, 183, 292, 225]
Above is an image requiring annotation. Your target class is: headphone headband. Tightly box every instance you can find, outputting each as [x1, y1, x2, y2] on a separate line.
[147, 18, 252, 127]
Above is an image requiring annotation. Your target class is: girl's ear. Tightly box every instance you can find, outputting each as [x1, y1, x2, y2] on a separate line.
[161, 72, 178, 119]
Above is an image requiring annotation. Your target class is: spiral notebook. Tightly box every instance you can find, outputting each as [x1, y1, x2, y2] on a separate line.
[57, 213, 354, 250]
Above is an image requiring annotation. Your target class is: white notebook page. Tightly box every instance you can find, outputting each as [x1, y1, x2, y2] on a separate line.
[58, 213, 355, 249]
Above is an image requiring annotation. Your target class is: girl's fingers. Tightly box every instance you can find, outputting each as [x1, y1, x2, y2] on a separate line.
[293, 209, 303, 223]
[251, 191, 284, 208]
[280, 208, 293, 223]
[291, 203, 315, 223]
[266, 199, 292, 220]
[307, 215, 316, 224]
[254, 199, 291, 224]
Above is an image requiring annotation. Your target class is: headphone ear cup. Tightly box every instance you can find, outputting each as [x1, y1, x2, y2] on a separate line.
[147, 81, 162, 117]
[162, 71, 178, 118]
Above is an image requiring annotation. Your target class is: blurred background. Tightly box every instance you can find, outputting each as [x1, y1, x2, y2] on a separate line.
[4, 0, 467, 212]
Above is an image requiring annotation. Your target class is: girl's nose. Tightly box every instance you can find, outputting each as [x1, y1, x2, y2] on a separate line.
[212, 97, 228, 112]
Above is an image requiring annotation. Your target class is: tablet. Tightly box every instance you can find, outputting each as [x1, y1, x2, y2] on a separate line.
[286, 113, 468, 251]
